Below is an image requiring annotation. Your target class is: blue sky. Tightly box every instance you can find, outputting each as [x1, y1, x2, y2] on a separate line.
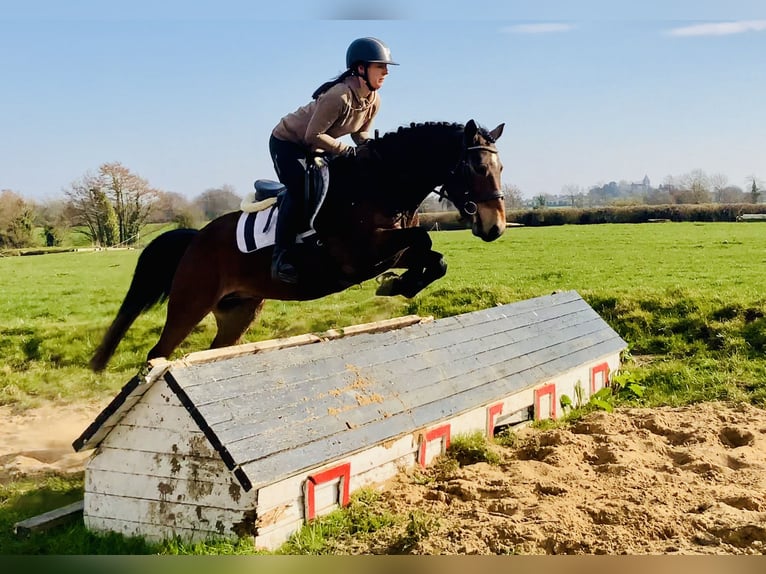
[2, 1, 765, 201]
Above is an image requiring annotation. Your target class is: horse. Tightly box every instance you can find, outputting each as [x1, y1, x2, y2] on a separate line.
[90, 119, 506, 371]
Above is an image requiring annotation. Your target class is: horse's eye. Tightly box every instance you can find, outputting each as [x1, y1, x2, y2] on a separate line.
[473, 163, 489, 176]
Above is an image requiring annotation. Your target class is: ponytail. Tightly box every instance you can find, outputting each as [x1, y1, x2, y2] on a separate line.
[312, 69, 355, 100]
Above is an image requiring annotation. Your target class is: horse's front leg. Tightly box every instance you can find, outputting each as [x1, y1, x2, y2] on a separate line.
[371, 228, 447, 298]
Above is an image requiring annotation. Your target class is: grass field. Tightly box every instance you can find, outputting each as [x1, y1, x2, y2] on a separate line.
[1, 221, 765, 408]
[2, 221, 766, 554]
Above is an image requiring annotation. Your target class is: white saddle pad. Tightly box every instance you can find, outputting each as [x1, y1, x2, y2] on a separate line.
[236, 208, 278, 253]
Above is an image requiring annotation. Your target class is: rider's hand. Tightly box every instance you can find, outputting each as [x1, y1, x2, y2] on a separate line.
[340, 146, 356, 158]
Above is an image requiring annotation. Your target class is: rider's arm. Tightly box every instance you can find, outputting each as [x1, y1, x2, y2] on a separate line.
[304, 90, 350, 155]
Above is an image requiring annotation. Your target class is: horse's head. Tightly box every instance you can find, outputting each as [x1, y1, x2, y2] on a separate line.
[442, 120, 506, 242]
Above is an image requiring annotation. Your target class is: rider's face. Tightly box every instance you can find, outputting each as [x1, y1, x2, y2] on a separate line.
[365, 63, 389, 90]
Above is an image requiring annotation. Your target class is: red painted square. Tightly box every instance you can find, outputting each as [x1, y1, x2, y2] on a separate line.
[486, 402, 504, 438]
[534, 383, 557, 420]
[418, 423, 451, 468]
[304, 462, 351, 521]
[590, 362, 610, 394]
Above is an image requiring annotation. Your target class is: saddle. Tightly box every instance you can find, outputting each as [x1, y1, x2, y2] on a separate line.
[236, 158, 329, 253]
[240, 156, 328, 225]
[240, 180, 284, 213]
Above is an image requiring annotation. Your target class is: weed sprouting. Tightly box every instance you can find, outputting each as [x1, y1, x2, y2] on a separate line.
[446, 432, 501, 466]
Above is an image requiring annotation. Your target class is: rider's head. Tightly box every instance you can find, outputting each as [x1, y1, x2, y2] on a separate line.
[345, 37, 398, 92]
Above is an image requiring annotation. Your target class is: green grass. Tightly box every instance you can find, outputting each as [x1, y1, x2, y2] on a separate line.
[3, 222, 764, 408]
[445, 432, 502, 466]
[276, 489, 401, 554]
[2, 221, 766, 554]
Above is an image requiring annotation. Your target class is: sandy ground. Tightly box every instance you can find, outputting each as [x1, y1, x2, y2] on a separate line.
[2, 399, 766, 554]
[0, 399, 108, 483]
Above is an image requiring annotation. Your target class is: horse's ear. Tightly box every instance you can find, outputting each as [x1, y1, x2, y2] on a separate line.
[489, 123, 505, 141]
[464, 119, 478, 142]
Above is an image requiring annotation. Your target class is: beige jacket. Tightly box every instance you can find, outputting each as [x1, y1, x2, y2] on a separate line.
[272, 76, 379, 154]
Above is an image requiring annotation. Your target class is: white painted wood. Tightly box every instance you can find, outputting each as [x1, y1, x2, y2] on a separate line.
[96, 424, 210, 457]
[81, 292, 626, 551]
[84, 492, 252, 539]
[85, 514, 233, 543]
[87, 447, 227, 483]
[85, 468, 255, 510]
[254, 516, 306, 550]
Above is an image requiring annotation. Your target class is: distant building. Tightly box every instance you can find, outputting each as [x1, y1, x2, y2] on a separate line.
[630, 175, 651, 194]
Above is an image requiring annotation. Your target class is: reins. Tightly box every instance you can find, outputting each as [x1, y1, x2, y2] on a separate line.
[433, 144, 503, 216]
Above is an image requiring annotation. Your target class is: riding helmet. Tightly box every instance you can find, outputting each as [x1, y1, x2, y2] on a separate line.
[346, 37, 399, 69]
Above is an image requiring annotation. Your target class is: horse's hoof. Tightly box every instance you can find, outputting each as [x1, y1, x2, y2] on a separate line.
[375, 271, 399, 285]
[375, 278, 400, 296]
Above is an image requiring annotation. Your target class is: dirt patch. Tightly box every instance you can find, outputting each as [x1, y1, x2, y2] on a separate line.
[0, 400, 108, 483]
[349, 402, 766, 555]
[2, 400, 766, 554]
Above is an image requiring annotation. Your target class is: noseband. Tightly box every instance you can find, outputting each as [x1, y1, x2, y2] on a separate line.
[437, 144, 503, 216]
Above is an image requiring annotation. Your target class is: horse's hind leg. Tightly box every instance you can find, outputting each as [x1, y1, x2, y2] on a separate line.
[146, 285, 218, 362]
[211, 297, 265, 349]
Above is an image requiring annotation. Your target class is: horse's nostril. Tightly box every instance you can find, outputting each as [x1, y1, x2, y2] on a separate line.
[485, 225, 502, 241]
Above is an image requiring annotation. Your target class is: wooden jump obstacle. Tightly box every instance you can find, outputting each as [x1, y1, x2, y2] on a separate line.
[73, 290, 627, 550]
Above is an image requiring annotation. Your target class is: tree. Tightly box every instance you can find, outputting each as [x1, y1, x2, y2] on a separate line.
[719, 185, 745, 204]
[64, 162, 159, 246]
[35, 199, 69, 246]
[749, 176, 762, 204]
[645, 188, 673, 205]
[709, 173, 729, 203]
[0, 190, 35, 248]
[502, 184, 524, 210]
[193, 185, 241, 220]
[672, 170, 711, 204]
[561, 184, 585, 208]
[148, 191, 203, 225]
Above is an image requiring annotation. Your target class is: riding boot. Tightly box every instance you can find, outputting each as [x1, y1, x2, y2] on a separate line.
[271, 192, 299, 284]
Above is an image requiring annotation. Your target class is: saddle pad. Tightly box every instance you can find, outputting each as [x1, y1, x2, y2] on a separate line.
[235, 207, 318, 254]
[236, 208, 278, 253]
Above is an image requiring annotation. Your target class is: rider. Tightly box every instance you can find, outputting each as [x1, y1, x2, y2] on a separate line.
[269, 37, 398, 284]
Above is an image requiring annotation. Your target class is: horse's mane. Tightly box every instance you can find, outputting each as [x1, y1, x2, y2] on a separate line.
[367, 121, 462, 158]
[327, 120, 496, 210]
[370, 120, 499, 148]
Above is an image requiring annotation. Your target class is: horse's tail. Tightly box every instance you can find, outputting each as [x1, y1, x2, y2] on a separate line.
[90, 228, 199, 372]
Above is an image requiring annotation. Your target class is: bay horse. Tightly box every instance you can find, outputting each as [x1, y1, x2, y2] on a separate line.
[90, 119, 505, 371]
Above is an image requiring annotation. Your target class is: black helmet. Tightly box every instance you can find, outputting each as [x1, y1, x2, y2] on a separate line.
[346, 37, 398, 69]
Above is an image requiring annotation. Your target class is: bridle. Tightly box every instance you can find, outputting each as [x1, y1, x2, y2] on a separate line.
[434, 144, 503, 217]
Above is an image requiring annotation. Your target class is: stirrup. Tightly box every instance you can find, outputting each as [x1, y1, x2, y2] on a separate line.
[273, 265, 298, 284]
[272, 251, 298, 284]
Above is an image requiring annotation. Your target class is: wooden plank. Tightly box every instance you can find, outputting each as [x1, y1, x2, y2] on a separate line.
[100, 424, 212, 458]
[73, 376, 144, 452]
[83, 492, 253, 537]
[116, 402, 197, 433]
[210, 316, 616, 448]
[172, 292, 587, 395]
[84, 514, 237, 544]
[254, 432, 420, 511]
[85, 468, 256, 510]
[234, 344, 624, 486]
[214, 329, 618, 458]
[87, 447, 232, 483]
[14, 501, 84, 535]
[179, 299, 599, 419]
[193, 299, 593, 402]
[76, 314, 433, 452]
[216, 338, 612, 463]
[179, 315, 429, 365]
